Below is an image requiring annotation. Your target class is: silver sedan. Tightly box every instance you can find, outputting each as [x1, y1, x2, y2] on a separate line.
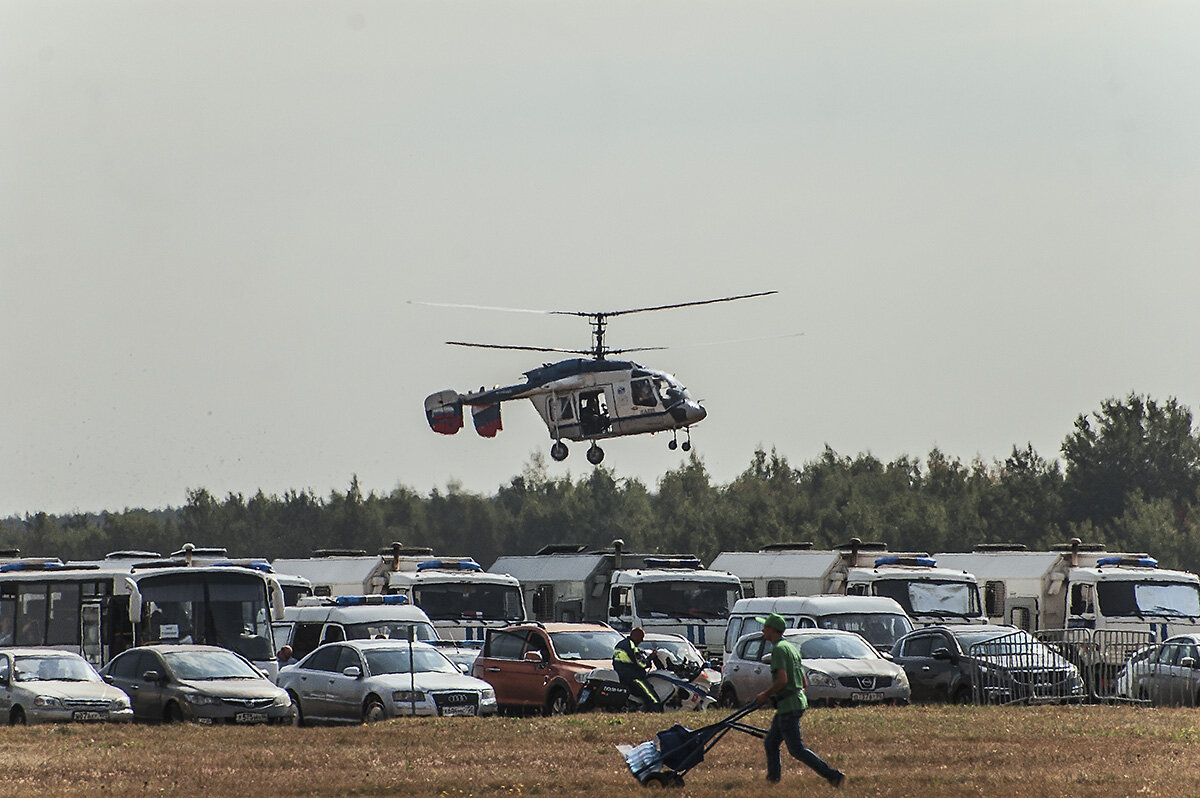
[0, 649, 133, 725]
[278, 639, 497, 724]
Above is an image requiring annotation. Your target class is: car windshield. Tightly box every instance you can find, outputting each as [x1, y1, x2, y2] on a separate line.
[13, 655, 101, 683]
[633, 580, 739, 619]
[364, 647, 458, 676]
[792, 634, 877, 660]
[343, 622, 438, 642]
[412, 583, 524, 622]
[163, 650, 263, 680]
[816, 613, 914, 648]
[954, 629, 1046, 656]
[873, 579, 981, 618]
[549, 631, 623, 660]
[1096, 581, 1200, 619]
[639, 639, 704, 666]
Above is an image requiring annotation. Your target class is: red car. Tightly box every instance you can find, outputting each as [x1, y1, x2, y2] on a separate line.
[472, 623, 622, 715]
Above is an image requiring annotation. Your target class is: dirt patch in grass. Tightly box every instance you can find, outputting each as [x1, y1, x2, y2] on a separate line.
[2, 705, 1198, 796]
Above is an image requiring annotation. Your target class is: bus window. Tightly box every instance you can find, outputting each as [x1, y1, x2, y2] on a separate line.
[47, 583, 81, 646]
[16, 586, 47, 646]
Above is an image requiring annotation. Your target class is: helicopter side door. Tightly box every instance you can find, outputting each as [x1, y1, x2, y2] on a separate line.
[578, 386, 614, 438]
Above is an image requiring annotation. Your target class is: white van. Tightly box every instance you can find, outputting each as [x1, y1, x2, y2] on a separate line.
[723, 595, 913, 659]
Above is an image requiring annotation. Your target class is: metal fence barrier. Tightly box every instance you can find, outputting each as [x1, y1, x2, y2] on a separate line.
[966, 631, 1086, 705]
[1033, 629, 1155, 703]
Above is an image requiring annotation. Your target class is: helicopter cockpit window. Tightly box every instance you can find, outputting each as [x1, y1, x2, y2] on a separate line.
[630, 378, 657, 408]
[552, 396, 574, 421]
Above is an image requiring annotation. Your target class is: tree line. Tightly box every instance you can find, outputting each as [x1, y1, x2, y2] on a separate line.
[4, 393, 1199, 572]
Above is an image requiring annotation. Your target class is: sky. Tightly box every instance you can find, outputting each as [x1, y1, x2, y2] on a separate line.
[3, 2, 1199, 518]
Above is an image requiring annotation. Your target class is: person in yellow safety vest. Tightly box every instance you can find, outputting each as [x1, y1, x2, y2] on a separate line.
[612, 627, 664, 712]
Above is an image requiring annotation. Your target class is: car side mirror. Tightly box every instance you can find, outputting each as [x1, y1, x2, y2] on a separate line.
[103, 674, 115, 685]
[759, 654, 772, 664]
[880, 651, 895, 660]
[457, 663, 469, 674]
[931, 648, 953, 661]
[342, 666, 362, 679]
[1181, 657, 1197, 669]
[523, 651, 543, 663]
[141, 670, 161, 683]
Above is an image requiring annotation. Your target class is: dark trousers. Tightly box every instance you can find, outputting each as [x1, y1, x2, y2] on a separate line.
[615, 666, 662, 711]
[764, 709, 839, 783]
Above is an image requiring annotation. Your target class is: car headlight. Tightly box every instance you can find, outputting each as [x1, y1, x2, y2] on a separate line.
[272, 692, 292, 707]
[574, 671, 590, 684]
[183, 692, 223, 706]
[34, 695, 64, 709]
[393, 690, 426, 703]
[805, 671, 836, 688]
[480, 688, 495, 702]
[110, 697, 131, 711]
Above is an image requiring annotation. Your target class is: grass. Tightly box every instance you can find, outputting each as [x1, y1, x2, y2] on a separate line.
[3, 705, 1200, 796]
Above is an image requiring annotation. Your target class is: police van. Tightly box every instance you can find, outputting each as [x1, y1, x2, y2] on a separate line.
[722, 595, 914, 660]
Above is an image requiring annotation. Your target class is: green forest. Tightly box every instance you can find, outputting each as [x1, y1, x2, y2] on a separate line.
[5, 393, 1200, 572]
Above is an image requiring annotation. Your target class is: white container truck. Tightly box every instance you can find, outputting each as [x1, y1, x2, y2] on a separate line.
[710, 540, 985, 627]
[273, 544, 525, 644]
[491, 540, 742, 660]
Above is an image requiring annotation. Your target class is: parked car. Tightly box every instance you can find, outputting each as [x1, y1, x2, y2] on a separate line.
[1115, 634, 1200, 706]
[472, 623, 623, 715]
[100, 645, 293, 724]
[891, 625, 1084, 704]
[0, 649, 133, 725]
[278, 639, 497, 723]
[721, 628, 909, 707]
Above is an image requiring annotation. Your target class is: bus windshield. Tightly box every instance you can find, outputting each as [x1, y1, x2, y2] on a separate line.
[138, 572, 274, 662]
[633, 580, 740, 619]
[412, 583, 524, 622]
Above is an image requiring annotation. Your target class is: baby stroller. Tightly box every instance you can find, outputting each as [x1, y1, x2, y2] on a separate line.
[618, 703, 766, 787]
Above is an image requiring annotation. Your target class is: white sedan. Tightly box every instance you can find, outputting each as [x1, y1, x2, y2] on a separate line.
[1, 648, 133, 725]
[278, 639, 497, 723]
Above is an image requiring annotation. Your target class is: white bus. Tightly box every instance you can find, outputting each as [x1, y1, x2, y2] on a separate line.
[0, 550, 285, 675]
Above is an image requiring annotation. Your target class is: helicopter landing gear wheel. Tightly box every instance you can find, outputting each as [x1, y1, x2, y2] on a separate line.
[681, 428, 692, 452]
[550, 441, 568, 461]
[586, 444, 605, 465]
[668, 438, 678, 450]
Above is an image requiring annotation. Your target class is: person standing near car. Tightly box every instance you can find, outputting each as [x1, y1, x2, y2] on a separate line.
[612, 627, 663, 712]
[754, 613, 845, 788]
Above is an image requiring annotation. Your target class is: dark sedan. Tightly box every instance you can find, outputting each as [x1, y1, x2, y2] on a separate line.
[101, 645, 292, 724]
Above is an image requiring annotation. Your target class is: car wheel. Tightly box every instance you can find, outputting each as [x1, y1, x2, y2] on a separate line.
[363, 697, 387, 723]
[9, 706, 26, 726]
[951, 686, 973, 705]
[288, 692, 304, 727]
[718, 685, 739, 709]
[165, 702, 185, 723]
[546, 688, 573, 716]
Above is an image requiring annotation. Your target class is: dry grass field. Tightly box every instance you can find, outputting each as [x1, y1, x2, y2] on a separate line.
[3, 705, 1200, 797]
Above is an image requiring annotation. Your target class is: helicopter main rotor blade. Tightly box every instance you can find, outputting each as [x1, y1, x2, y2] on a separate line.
[552, 290, 779, 319]
[410, 300, 556, 315]
[445, 341, 593, 355]
[663, 331, 805, 349]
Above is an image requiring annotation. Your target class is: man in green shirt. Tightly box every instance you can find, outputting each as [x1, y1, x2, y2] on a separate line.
[753, 613, 845, 788]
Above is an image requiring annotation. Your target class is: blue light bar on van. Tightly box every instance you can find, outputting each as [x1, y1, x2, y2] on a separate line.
[417, 559, 483, 572]
[212, 560, 275, 573]
[0, 561, 70, 572]
[1097, 556, 1158, 568]
[874, 556, 938, 568]
[333, 594, 409, 606]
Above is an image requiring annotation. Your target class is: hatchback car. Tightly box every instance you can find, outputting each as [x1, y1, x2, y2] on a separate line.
[891, 625, 1084, 704]
[278, 639, 497, 723]
[472, 623, 623, 715]
[100, 645, 293, 724]
[721, 628, 909, 707]
[1116, 634, 1200, 706]
[0, 649, 133, 725]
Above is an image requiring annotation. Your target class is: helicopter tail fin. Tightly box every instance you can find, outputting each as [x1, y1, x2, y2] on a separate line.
[472, 403, 502, 438]
[425, 390, 464, 435]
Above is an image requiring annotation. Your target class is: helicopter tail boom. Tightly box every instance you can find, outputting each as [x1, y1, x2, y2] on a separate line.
[424, 390, 464, 435]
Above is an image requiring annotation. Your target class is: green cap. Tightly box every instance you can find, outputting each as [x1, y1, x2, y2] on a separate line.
[756, 612, 787, 633]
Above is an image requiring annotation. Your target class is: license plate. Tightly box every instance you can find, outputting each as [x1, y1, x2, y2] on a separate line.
[235, 712, 268, 724]
[851, 691, 885, 702]
[440, 705, 476, 717]
[72, 710, 108, 721]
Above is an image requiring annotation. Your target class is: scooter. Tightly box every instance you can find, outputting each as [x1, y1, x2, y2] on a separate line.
[576, 649, 722, 712]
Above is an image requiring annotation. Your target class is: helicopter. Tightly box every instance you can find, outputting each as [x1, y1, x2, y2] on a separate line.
[421, 291, 778, 465]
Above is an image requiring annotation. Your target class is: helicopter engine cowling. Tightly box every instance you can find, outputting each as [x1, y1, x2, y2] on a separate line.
[425, 390, 464, 435]
[472, 403, 502, 438]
